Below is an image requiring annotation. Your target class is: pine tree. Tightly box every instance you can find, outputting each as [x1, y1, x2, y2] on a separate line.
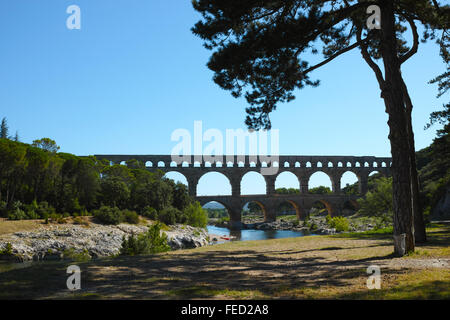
[0, 117, 9, 139]
[192, 0, 449, 255]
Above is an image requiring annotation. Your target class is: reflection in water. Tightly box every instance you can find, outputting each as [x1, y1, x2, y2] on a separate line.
[207, 225, 312, 242]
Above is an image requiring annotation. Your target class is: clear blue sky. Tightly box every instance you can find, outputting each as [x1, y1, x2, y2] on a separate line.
[0, 0, 447, 196]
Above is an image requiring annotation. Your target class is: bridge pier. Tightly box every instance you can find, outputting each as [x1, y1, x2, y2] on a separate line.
[228, 199, 243, 229]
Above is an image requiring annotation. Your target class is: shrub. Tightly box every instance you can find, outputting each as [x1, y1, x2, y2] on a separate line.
[8, 208, 27, 220]
[36, 201, 56, 219]
[123, 210, 140, 224]
[120, 222, 171, 256]
[157, 206, 180, 225]
[0, 243, 14, 256]
[327, 216, 350, 232]
[93, 206, 123, 225]
[62, 248, 91, 262]
[184, 202, 207, 228]
[25, 210, 40, 220]
[73, 216, 89, 226]
[141, 206, 157, 220]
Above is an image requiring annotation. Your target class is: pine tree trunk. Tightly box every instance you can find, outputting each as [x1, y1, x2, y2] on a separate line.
[401, 80, 427, 243]
[379, 0, 415, 255]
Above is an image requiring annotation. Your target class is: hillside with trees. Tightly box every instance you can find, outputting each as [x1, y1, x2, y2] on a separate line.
[0, 118, 207, 228]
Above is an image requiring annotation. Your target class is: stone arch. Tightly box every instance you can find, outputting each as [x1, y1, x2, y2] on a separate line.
[197, 172, 231, 196]
[369, 170, 383, 177]
[120, 161, 127, 166]
[241, 171, 266, 195]
[215, 161, 223, 167]
[340, 171, 360, 192]
[242, 200, 267, 222]
[157, 161, 165, 167]
[284, 161, 290, 168]
[311, 199, 334, 217]
[181, 161, 189, 167]
[200, 201, 231, 219]
[328, 161, 334, 168]
[277, 200, 304, 220]
[308, 171, 333, 192]
[275, 171, 300, 192]
[295, 162, 300, 167]
[170, 161, 178, 167]
[342, 199, 359, 214]
[163, 171, 189, 187]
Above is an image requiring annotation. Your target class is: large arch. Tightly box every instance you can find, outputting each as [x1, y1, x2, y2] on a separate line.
[340, 171, 360, 194]
[201, 201, 230, 220]
[197, 172, 232, 196]
[276, 200, 303, 220]
[163, 171, 189, 186]
[275, 171, 300, 193]
[310, 199, 334, 217]
[308, 171, 333, 193]
[242, 200, 267, 222]
[240, 171, 266, 195]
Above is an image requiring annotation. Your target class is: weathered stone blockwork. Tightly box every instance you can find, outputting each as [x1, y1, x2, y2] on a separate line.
[95, 155, 391, 229]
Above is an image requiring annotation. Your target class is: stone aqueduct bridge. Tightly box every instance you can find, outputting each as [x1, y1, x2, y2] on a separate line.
[95, 155, 391, 228]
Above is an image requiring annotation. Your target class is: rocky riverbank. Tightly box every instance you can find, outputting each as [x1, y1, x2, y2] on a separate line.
[0, 222, 211, 262]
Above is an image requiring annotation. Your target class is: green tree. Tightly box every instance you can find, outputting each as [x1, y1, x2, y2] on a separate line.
[100, 177, 130, 208]
[25, 147, 50, 202]
[171, 182, 191, 211]
[309, 186, 332, 194]
[184, 202, 208, 228]
[32, 138, 60, 153]
[0, 117, 9, 139]
[192, 0, 448, 255]
[357, 177, 394, 217]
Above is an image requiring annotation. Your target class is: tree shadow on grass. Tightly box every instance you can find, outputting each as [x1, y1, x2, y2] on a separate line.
[0, 247, 399, 300]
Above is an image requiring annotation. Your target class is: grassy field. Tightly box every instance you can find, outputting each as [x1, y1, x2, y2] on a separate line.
[0, 223, 448, 299]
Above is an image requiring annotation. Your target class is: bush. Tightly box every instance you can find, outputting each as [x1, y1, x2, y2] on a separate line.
[327, 215, 350, 232]
[73, 216, 89, 226]
[158, 206, 180, 225]
[141, 206, 157, 220]
[8, 207, 27, 220]
[0, 243, 14, 256]
[120, 222, 171, 256]
[123, 210, 140, 224]
[36, 201, 56, 219]
[93, 206, 123, 225]
[184, 202, 207, 228]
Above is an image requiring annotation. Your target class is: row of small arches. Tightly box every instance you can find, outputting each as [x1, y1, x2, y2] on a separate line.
[114, 160, 391, 169]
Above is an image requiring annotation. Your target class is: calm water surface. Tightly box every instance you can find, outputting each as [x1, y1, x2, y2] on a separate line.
[207, 225, 314, 242]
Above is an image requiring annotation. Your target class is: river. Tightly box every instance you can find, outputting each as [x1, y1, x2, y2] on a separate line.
[207, 225, 314, 242]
